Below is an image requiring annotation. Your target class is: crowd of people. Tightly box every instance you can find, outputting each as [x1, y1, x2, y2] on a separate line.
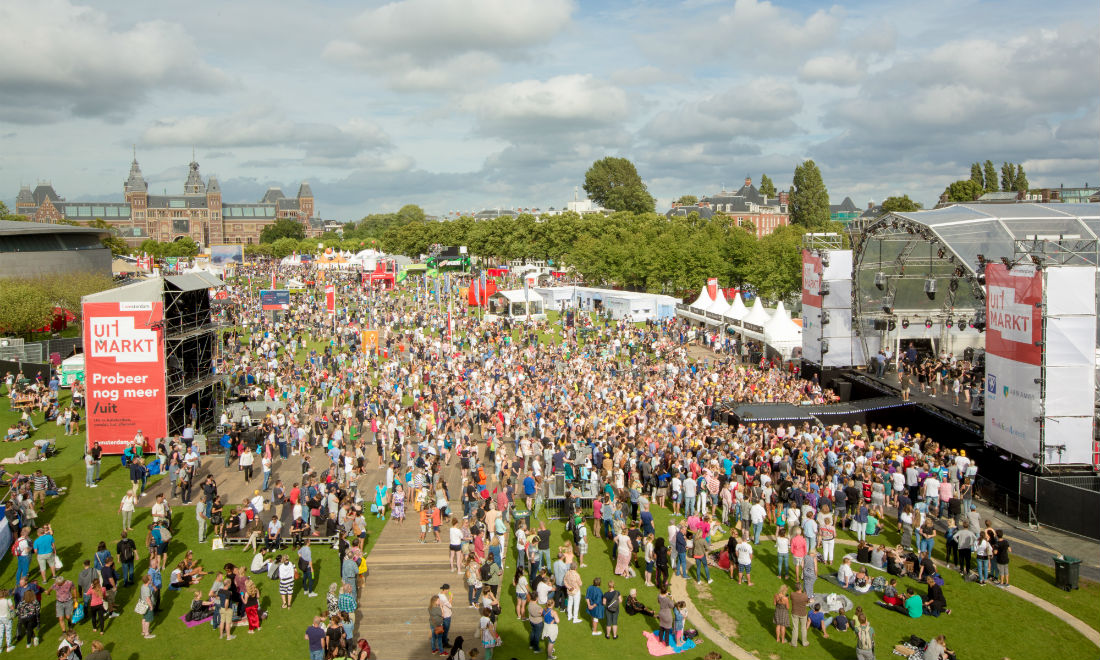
[1, 259, 1008, 660]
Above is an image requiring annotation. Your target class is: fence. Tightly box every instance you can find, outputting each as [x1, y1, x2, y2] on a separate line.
[0, 337, 82, 365]
[978, 473, 1100, 540]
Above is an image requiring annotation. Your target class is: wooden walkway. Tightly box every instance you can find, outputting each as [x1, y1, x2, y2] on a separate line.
[357, 463, 479, 659]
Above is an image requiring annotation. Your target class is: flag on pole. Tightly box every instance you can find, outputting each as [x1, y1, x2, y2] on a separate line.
[325, 284, 336, 314]
[271, 271, 277, 289]
[472, 275, 480, 305]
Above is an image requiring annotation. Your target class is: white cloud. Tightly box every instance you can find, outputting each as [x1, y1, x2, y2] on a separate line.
[142, 109, 392, 164]
[798, 53, 866, 85]
[646, 0, 844, 66]
[465, 74, 631, 139]
[0, 0, 229, 123]
[324, 0, 574, 91]
[642, 78, 802, 144]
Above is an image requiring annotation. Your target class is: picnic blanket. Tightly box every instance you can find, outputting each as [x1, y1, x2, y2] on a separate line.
[892, 642, 925, 659]
[642, 631, 697, 656]
[811, 592, 854, 613]
[179, 613, 213, 628]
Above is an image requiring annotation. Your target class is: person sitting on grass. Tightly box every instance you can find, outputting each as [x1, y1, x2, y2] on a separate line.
[624, 589, 654, 617]
[808, 603, 830, 639]
[923, 576, 951, 617]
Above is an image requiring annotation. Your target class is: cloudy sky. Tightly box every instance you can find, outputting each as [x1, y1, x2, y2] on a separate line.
[1, 0, 1097, 220]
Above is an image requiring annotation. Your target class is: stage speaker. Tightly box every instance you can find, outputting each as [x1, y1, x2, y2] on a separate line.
[832, 380, 853, 402]
[555, 473, 566, 494]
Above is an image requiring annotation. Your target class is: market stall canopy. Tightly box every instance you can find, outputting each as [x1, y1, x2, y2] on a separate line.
[726, 292, 747, 321]
[742, 297, 772, 327]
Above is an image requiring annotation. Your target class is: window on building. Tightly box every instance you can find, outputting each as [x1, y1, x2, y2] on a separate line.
[172, 218, 190, 234]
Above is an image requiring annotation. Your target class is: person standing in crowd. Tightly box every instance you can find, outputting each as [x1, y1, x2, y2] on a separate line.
[773, 584, 790, 644]
[789, 582, 809, 648]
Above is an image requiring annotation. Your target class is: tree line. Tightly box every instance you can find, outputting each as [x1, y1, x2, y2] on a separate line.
[0, 273, 115, 338]
[943, 160, 1029, 202]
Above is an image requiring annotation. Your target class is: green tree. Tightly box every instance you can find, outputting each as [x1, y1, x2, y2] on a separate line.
[270, 237, 301, 259]
[1013, 163, 1028, 193]
[983, 160, 998, 192]
[583, 157, 656, 213]
[396, 204, 426, 225]
[0, 201, 27, 222]
[747, 225, 803, 299]
[881, 195, 922, 213]
[259, 218, 306, 243]
[0, 279, 53, 337]
[789, 160, 830, 228]
[942, 179, 984, 202]
[969, 163, 984, 187]
[87, 218, 130, 257]
[1000, 162, 1017, 192]
[675, 195, 698, 206]
[759, 174, 777, 198]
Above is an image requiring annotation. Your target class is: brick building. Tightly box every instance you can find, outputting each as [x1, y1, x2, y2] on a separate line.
[14, 156, 319, 247]
[667, 177, 791, 237]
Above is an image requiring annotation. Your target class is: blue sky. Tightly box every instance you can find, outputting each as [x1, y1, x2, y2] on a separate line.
[1, 0, 1097, 220]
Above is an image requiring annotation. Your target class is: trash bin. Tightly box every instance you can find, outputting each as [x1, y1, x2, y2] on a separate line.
[1054, 556, 1081, 591]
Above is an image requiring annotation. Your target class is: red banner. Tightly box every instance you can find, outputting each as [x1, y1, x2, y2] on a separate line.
[801, 249, 822, 307]
[82, 301, 167, 454]
[325, 284, 336, 314]
[985, 263, 1042, 366]
[706, 277, 718, 301]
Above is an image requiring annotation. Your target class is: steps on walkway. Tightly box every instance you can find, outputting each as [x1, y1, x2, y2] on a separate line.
[358, 462, 480, 659]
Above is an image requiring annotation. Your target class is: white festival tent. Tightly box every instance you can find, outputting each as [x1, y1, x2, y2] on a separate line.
[709, 289, 731, 315]
[689, 288, 715, 312]
[741, 297, 773, 327]
[762, 301, 803, 359]
[726, 292, 747, 320]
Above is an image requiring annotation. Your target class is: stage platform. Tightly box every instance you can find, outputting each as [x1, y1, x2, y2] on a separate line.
[844, 370, 984, 433]
[720, 396, 912, 427]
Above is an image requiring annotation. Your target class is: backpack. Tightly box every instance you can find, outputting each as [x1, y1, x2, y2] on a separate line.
[119, 541, 135, 563]
[479, 562, 492, 581]
[856, 623, 873, 650]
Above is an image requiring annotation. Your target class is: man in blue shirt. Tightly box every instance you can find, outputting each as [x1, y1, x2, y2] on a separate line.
[523, 472, 537, 510]
[33, 528, 56, 581]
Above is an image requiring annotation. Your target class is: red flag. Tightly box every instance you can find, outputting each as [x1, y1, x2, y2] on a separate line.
[325, 284, 336, 314]
[271, 271, 277, 289]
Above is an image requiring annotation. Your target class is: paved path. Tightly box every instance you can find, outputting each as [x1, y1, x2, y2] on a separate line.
[356, 463, 478, 659]
[669, 575, 756, 660]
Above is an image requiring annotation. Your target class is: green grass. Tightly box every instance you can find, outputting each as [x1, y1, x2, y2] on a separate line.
[686, 530, 1097, 660]
[6, 279, 1097, 660]
[485, 503, 719, 660]
[0, 392, 384, 660]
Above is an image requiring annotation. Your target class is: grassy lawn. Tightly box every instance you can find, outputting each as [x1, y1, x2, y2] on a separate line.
[6, 279, 1096, 660]
[0, 392, 384, 660]
[686, 528, 1097, 660]
[486, 503, 720, 660]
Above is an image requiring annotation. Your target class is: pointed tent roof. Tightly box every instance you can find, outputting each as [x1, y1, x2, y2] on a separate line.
[297, 182, 313, 199]
[764, 300, 802, 344]
[206, 176, 221, 194]
[16, 186, 33, 205]
[709, 288, 730, 315]
[742, 297, 772, 326]
[725, 292, 747, 320]
[689, 286, 716, 312]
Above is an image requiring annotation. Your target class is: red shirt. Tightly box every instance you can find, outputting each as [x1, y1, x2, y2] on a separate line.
[289, 487, 300, 504]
